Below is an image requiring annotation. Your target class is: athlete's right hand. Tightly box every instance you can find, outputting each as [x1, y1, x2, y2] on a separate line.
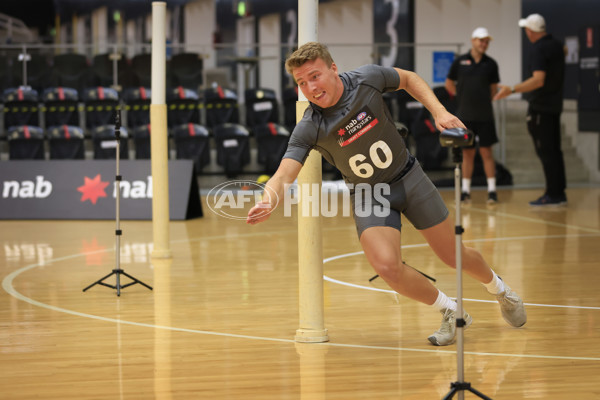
[246, 201, 273, 225]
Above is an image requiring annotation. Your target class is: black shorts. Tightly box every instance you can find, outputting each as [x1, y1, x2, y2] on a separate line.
[464, 120, 498, 148]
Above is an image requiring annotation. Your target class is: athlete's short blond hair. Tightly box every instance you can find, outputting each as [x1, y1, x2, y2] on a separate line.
[285, 42, 334, 78]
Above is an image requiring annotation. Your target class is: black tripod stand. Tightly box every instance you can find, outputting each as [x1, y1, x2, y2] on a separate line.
[83, 109, 153, 297]
[368, 262, 436, 283]
[440, 129, 491, 400]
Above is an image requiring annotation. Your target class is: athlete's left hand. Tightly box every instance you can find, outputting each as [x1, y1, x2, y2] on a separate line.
[434, 110, 466, 133]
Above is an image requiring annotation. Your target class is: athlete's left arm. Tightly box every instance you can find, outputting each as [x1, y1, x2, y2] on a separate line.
[394, 68, 465, 131]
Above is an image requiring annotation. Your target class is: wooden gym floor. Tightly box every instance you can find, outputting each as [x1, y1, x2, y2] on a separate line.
[1, 186, 599, 399]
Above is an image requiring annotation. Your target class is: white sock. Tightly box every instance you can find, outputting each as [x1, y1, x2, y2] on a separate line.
[487, 177, 496, 192]
[462, 178, 471, 193]
[431, 290, 456, 311]
[483, 271, 505, 295]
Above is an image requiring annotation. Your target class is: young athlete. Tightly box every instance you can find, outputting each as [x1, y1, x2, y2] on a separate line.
[247, 42, 526, 345]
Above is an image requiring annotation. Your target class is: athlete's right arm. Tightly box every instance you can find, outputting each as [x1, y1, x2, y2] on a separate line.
[246, 158, 303, 225]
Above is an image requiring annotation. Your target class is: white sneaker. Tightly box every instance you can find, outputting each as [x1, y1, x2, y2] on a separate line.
[496, 285, 527, 327]
[428, 307, 473, 346]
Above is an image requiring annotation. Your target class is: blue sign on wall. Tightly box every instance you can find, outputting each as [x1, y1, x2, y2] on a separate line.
[433, 51, 455, 83]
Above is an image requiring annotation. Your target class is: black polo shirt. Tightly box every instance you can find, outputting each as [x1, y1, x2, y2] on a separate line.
[526, 34, 565, 114]
[447, 52, 499, 121]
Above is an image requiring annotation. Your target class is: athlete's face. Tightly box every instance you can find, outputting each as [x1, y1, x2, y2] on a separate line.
[293, 57, 344, 109]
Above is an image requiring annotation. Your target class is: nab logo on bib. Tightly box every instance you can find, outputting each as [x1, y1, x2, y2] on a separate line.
[337, 106, 379, 147]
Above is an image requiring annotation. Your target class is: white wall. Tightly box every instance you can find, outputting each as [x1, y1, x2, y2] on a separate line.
[183, 0, 216, 68]
[258, 14, 282, 100]
[415, 0, 522, 87]
[317, 0, 374, 73]
[256, 0, 374, 92]
[177, 0, 523, 94]
[92, 7, 108, 54]
[75, 16, 87, 54]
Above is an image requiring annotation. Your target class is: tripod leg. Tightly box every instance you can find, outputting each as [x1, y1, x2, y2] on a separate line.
[120, 271, 153, 290]
[83, 270, 117, 292]
[442, 387, 457, 400]
[468, 387, 493, 400]
[369, 263, 436, 283]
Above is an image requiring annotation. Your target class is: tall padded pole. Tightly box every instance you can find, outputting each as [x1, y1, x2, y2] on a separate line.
[295, 0, 328, 343]
[150, 1, 172, 259]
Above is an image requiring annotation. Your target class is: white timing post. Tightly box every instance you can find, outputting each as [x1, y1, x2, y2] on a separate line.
[295, 0, 328, 343]
[150, 1, 172, 259]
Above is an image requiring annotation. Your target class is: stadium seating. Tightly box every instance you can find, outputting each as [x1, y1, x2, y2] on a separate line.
[172, 123, 211, 174]
[123, 87, 151, 129]
[91, 125, 129, 160]
[91, 53, 134, 89]
[82, 86, 120, 130]
[131, 124, 152, 159]
[130, 53, 152, 88]
[51, 53, 91, 93]
[167, 86, 200, 128]
[10, 53, 53, 93]
[253, 122, 290, 174]
[42, 87, 80, 128]
[2, 87, 40, 130]
[213, 123, 250, 178]
[202, 85, 239, 129]
[244, 87, 279, 128]
[47, 125, 86, 160]
[168, 52, 204, 90]
[6, 125, 45, 160]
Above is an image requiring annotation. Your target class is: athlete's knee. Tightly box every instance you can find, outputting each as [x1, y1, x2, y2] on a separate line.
[371, 256, 403, 280]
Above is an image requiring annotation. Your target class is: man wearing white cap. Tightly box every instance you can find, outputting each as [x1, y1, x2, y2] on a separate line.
[446, 27, 500, 205]
[494, 14, 567, 207]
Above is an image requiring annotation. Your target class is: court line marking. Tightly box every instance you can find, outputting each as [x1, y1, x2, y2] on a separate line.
[322, 236, 600, 311]
[3, 263, 600, 362]
[3, 231, 600, 362]
[459, 204, 600, 234]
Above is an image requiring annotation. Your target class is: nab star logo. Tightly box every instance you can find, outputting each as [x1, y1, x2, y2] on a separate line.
[77, 174, 110, 204]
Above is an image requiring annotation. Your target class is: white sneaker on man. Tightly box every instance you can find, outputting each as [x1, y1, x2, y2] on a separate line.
[496, 285, 527, 327]
[428, 307, 473, 346]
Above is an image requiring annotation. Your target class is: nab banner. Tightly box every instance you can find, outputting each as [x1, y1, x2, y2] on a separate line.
[0, 160, 203, 220]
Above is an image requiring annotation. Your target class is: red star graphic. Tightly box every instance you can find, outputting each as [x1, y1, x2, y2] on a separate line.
[77, 174, 110, 204]
[338, 128, 345, 136]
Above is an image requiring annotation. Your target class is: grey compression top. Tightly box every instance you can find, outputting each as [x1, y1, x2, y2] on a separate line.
[283, 64, 412, 186]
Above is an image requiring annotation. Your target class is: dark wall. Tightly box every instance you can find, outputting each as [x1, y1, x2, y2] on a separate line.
[522, 0, 600, 100]
[373, 0, 414, 70]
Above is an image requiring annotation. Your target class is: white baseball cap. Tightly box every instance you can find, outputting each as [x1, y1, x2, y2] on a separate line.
[519, 14, 546, 32]
[471, 27, 492, 40]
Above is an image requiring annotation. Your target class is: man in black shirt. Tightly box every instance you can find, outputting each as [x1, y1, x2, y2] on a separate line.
[495, 13, 567, 206]
[446, 27, 500, 205]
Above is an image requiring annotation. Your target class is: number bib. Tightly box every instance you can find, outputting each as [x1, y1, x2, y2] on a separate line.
[284, 64, 412, 186]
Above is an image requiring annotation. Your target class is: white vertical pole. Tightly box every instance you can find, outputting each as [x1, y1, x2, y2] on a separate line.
[150, 1, 172, 259]
[295, 0, 328, 343]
